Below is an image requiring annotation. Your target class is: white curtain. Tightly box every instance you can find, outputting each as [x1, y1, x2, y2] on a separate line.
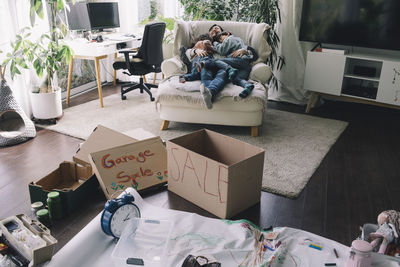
[0, 0, 49, 117]
[269, 0, 312, 105]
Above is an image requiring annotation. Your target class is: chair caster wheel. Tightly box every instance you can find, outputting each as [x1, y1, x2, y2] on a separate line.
[121, 95, 127, 100]
[150, 97, 155, 101]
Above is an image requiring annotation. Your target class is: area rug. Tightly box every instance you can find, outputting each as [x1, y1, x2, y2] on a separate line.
[43, 92, 348, 198]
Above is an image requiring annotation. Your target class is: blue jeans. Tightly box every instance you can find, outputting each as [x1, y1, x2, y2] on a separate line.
[183, 56, 212, 81]
[204, 57, 253, 88]
[200, 66, 227, 98]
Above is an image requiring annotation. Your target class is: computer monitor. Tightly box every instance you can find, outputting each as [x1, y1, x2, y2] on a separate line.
[87, 2, 120, 32]
[66, 2, 91, 31]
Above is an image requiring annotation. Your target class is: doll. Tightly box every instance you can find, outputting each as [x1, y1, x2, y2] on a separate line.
[369, 210, 400, 254]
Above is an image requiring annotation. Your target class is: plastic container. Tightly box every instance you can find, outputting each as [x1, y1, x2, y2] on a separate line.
[346, 239, 372, 267]
[111, 218, 172, 267]
[36, 209, 51, 228]
[47, 191, 63, 220]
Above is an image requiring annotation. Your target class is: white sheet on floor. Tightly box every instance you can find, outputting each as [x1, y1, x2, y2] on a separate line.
[46, 188, 399, 267]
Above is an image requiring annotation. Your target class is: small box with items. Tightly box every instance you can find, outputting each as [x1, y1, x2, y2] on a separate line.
[0, 214, 56, 267]
[28, 125, 138, 215]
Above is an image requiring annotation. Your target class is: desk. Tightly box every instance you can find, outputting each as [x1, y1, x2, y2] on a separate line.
[65, 37, 142, 108]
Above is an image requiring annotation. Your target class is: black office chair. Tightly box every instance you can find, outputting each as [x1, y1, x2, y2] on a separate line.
[113, 22, 166, 101]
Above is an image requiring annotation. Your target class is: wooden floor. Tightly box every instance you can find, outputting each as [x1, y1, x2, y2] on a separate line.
[1, 85, 400, 253]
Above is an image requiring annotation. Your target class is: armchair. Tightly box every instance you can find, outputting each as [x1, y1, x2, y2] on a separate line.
[156, 21, 272, 136]
[113, 22, 166, 101]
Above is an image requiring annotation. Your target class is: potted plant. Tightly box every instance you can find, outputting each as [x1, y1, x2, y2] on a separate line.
[1, 0, 72, 120]
[2, 28, 72, 120]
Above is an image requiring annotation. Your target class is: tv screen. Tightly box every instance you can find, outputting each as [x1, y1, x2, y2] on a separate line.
[87, 2, 120, 31]
[299, 0, 400, 51]
[66, 2, 91, 31]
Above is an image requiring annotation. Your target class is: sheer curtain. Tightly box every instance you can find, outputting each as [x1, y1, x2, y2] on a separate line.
[0, 0, 49, 116]
[269, 0, 312, 105]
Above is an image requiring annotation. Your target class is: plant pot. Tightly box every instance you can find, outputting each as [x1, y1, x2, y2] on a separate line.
[162, 43, 174, 60]
[30, 89, 62, 120]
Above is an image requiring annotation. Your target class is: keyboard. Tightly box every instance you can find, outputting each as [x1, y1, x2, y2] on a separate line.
[104, 33, 136, 41]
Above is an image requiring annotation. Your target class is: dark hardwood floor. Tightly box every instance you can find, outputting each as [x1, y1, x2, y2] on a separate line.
[1, 85, 400, 252]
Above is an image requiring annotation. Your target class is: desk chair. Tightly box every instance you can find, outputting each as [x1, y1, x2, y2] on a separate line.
[113, 22, 166, 101]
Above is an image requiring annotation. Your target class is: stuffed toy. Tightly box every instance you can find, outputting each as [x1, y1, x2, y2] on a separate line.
[369, 210, 400, 254]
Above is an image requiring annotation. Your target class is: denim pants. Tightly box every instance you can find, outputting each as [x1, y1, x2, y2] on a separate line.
[204, 57, 253, 88]
[183, 56, 212, 81]
[200, 66, 227, 97]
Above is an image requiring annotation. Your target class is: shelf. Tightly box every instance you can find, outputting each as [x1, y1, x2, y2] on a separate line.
[341, 93, 377, 102]
[343, 74, 380, 82]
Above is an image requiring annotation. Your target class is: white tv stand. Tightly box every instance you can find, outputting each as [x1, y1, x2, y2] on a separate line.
[304, 51, 400, 113]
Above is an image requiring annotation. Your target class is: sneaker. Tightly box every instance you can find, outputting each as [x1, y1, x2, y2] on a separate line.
[228, 68, 238, 81]
[179, 75, 186, 83]
[200, 84, 213, 109]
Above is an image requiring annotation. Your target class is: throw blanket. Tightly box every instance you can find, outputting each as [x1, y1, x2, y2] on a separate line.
[156, 75, 267, 108]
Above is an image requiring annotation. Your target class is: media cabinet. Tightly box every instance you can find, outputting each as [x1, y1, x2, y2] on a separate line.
[304, 51, 400, 113]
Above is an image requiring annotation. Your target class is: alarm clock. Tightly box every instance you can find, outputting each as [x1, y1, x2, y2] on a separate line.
[100, 192, 141, 238]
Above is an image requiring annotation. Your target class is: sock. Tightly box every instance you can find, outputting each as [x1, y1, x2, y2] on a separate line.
[179, 75, 186, 83]
[200, 84, 213, 109]
[228, 68, 238, 81]
[239, 84, 254, 98]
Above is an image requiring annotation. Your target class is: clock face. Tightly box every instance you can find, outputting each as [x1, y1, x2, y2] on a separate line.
[110, 204, 140, 237]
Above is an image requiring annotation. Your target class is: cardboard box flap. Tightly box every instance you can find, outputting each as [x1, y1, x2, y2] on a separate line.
[73, 125, 138, 166]
[169, 129, 264, 166]
[35, 162, 90, 192]
[89, 136, 167, 199]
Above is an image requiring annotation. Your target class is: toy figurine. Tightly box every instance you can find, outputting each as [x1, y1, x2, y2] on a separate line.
[369, 210, 400, 254]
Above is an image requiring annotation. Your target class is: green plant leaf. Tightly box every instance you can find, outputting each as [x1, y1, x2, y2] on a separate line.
[34, 0, 44, 19]
[30, 0, 36, 26]
[57, 0, 64, 11]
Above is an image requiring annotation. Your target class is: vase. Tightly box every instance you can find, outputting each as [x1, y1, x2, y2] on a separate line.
[30, 88, 62, 120]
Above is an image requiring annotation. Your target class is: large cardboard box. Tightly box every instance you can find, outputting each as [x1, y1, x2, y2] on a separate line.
[29, 125, 138, 213]
[166, 129, 265, 219]
[89, 136, 168, 199]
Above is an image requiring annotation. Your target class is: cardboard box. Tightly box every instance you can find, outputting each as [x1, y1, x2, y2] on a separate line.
[29, 161, 98, 214]
[89, 137, 168, 199]
[0, 214, 57, 266]
[166, 129, 265, 219]
[29, 125, 138, 213]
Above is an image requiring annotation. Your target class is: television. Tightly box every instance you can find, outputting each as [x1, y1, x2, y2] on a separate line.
[299, 0, 400, 51]
[87, 2, 120, 31]
[66, 2, 91, 31]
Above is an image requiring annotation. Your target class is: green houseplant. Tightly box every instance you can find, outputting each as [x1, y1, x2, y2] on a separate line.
[1, 0, 72, 119]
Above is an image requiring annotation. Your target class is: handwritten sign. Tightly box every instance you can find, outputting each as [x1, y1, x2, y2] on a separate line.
[166, 129, 265, 219]
[89, 137, 167, 199]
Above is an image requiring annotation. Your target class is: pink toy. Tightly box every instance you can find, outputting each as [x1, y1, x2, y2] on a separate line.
[346, 240, 372, 267]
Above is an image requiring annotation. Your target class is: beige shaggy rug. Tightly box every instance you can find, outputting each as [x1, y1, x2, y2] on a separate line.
[43, 92, 348, 198]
